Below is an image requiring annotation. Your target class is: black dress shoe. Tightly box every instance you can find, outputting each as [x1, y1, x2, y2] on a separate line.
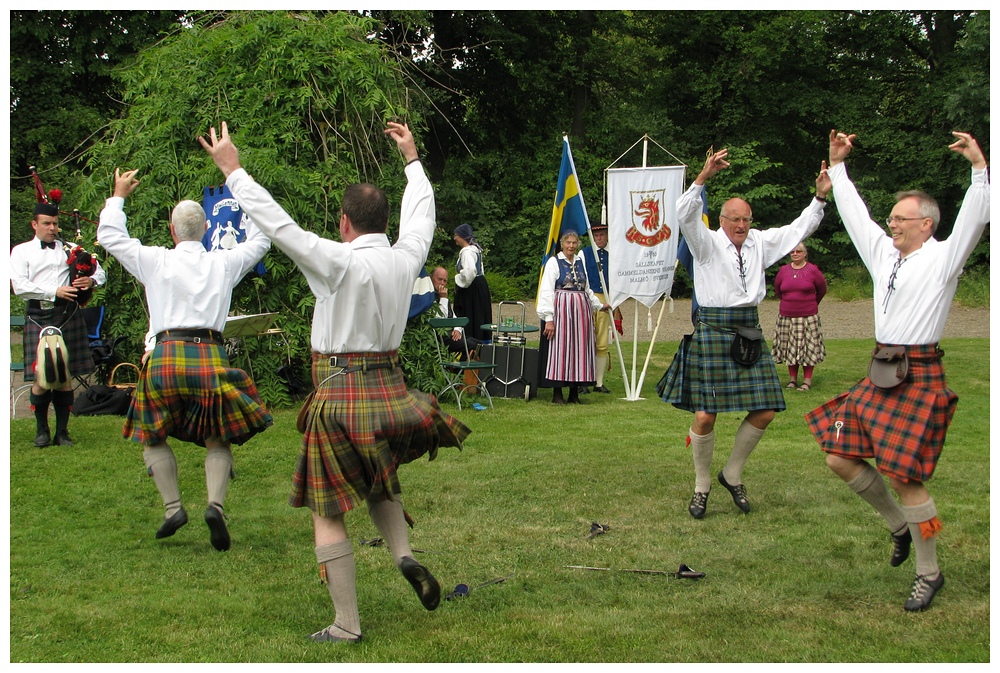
[204, 503, 231, 551]
[156, 507, 189, 539]
[400, 556, 440, 611]
[578, 386, 591, 395]
[54, 431, 74, 446]
[890, 527, 912, 567]
[309, 625, 362, 643]
[689, 491, 709, 519]
[594, 385, 611, 393]
[904, 572, 944, 611]
[717, 471, 751, 513]
[34, 430, 51, 448]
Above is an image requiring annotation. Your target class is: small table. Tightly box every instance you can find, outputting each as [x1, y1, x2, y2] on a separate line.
[480, 300, 539, 400]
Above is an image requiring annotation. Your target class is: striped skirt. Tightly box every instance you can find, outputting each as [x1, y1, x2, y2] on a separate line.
[805, 343, 957, 483]
[291, 351, 471, 517]
[657, 306, 786, 414]
[23, 302, 92, 381]
[772, 313, 826, 366]
[124, 340, 272, 447]
[543, 289, 596, 384]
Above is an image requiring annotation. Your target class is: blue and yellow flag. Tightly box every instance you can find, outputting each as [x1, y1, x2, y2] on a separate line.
[537, 136, 591, 302]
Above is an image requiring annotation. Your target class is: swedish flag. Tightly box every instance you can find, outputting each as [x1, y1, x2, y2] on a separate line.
[537, 137, 591, 302]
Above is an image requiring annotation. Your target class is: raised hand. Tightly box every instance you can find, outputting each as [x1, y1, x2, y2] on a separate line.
[198, 121, 241, 178]
[695, 148, 730, 185]
[113, 168, 140, 199]
[948, 132, 987, 170]
[829, 129, 855, 166]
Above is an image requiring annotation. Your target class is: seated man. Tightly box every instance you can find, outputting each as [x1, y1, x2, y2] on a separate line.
[431, 266, 479, 359]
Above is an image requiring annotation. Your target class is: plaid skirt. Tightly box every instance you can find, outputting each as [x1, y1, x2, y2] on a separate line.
[657, 306, 786, 414]
[124, 341, 272, 447]
[291, 351, 471, 517]
[771, 313, 826, 366]
[542, 289, 596, 384]
[805, 343, 957, 483]
[23, 302, 92, 381]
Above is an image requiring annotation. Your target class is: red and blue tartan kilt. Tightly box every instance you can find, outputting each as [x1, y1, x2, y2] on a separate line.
[805, 343, 957, 483]
[657, 306, 786, 414]
[23, 302, 93, 381]
[291, 351, 471, 517]
[124, 341, 272, 447]
[771, 313, 826, 366]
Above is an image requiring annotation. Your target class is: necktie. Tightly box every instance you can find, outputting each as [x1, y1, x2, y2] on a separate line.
[40, 240, 55, 249]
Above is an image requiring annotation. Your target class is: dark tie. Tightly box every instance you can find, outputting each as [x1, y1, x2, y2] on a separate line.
[40, 240, 55, 249]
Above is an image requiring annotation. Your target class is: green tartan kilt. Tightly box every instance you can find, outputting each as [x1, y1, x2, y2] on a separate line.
[657, 306, 786, 414]
[291, 351, 472, 518]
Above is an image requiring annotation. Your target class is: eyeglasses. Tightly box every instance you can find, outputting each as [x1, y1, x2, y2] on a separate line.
[885, 215, 926, 226]
[790, 250, 806, 254]
[721, 215, 754, 225]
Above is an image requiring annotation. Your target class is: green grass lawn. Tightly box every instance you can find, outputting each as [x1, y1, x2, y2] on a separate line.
[8, 338, 989, 662]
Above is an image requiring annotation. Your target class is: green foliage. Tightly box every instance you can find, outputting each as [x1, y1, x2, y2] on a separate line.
[399, 310, 448, 394]
[954, 266, 990, 308]
[825, 265, 875, 303]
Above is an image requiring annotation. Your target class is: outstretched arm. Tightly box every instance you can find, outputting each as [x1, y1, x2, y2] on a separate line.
[815, 161, 831, 200]
[384, 121, 419, 163]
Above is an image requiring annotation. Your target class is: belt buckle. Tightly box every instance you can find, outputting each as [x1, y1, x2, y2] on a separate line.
[192, 336, 203, 344]
[327, 356, 350, 376]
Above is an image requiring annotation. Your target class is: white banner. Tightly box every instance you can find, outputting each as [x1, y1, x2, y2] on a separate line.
[607, 166, 685, 308]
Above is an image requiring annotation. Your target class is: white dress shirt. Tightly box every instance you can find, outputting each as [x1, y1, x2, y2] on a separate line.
[10, 237, 107, 302]
[97, 197, 270, 334]
[536, 252, 603, 323]
[830, 162, 990, 345]
[225, 162, 435, 354]
[676, 183, 826, 308]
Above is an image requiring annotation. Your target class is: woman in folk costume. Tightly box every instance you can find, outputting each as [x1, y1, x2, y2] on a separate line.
[9, 182, 106, 448]
[536, 230, 611, 404]
[452, 223, 493, 342]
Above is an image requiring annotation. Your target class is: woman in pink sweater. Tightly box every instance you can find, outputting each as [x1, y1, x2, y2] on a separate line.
[772, 242, 827, 391]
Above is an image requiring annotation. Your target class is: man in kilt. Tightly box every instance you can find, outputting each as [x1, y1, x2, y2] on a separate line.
[200, 121, 471, 643]
[659, 148, 830, 519]
[10, 200, 106, 447]
[97, 168, 273, 552]
[806, 130, 988, 611]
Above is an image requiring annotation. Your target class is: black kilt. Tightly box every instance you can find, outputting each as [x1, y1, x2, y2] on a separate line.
[23, 301, 93, 381]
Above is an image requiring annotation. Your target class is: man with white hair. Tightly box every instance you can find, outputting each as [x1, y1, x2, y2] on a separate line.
[97, 169, 272, 552]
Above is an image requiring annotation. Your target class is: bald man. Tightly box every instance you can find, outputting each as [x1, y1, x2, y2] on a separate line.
[658, 149, 830, 519]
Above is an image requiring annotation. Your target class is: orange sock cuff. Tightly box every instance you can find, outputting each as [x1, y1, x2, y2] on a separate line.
[918, 516, 942, 540]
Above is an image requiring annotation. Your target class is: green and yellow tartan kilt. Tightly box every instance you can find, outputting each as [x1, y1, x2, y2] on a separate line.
[291, 351, 472, 517]
[657, 306, 786, 414]
[124, 341, 273, 447]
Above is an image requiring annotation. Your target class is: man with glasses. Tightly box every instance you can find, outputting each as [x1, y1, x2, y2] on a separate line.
[806, 130, 988, 611]
[659, 148, 830, 519]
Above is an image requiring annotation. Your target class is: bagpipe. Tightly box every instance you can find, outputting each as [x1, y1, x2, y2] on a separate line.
[31, 166, 99, 307]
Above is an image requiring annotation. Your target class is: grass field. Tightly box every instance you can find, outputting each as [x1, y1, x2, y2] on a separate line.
[7, 338, 989, 662]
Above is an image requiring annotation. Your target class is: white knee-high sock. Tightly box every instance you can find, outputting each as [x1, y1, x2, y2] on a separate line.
[845, 462, 907, 534]
[722, 419, 766, 485]
[689, 429, 714, 493]
[595, 355, 608, 386]
[367, 496, 413, 567]
[902, 499, 941, 578]
[316, 540, 361, 636]
[143, 445, 182, 517]
[205, 445, 234, 507]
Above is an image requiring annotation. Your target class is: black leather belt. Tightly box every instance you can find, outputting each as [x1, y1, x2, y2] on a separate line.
[321, 355, 398, 375]
[156, 329, 224, 345]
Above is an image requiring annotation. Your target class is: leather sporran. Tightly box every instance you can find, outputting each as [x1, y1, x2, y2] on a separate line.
[730, 326, 763, 366]
[296, 390, 316, 433]
[868, 345, 908, 389]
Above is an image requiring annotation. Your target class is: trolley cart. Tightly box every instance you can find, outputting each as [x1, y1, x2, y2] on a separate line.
[481, 301, 539, 400]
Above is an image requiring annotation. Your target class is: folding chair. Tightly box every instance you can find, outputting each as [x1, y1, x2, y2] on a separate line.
[10, 316, 33, 418]
[428, 317, 496, 411]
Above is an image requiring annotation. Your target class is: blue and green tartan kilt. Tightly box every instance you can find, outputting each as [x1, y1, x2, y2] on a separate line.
[657, 306, 786, 414]
[23, 302, 92, 381]
[124, 340, 273, 447]
[291, 351, 472, 518]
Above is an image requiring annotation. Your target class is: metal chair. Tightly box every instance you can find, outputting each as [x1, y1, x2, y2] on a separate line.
[10, 316, 33, 418]
[76, 306, 127, 389]
[428, 317, 496, 411]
